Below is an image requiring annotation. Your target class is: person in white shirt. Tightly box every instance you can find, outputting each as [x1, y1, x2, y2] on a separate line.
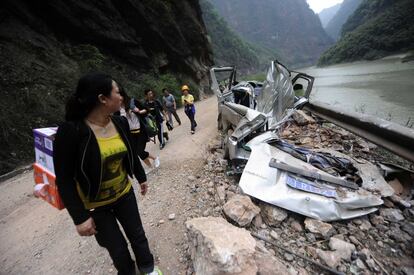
[118, 86, 159, 168]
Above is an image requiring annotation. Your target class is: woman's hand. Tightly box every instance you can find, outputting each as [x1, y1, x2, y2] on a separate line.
[76, 217, 97, 236]
[140, 182, 148, 196]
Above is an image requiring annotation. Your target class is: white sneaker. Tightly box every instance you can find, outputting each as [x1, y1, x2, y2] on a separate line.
[154, 157, 160, 168]
[145, 266, 163, 275]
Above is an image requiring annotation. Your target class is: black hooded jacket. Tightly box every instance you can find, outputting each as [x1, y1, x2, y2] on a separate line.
[53, 115, 146, 225]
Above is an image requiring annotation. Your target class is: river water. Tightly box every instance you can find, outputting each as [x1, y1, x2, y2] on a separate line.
[300, 55, 414, 126]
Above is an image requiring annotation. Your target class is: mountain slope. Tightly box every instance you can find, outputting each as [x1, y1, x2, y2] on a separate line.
[319, 0, 414, 65]
[341, 0, 395, 35]
[208, 0, 333, 67]
[200, 0, 272, 73]
[325, 0, 362, 40]
[319, 3, 341, 28]
[0, 0, 213, 174]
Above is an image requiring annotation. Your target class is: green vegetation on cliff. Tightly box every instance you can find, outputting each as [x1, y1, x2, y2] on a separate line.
[0, 0, 213, 174]
[318, 0, 414, 66]
[324, 0, 362, 41]
[340, 0, 395, 35]
[208, 0, 333, 67]
[0, 43, 190, 174]
[200, 0, 272, 73]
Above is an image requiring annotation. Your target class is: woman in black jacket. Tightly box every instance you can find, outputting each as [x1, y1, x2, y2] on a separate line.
[53, 73, 162, 275]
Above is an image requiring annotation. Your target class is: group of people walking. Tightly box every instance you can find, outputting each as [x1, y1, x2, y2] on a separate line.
[121, 84, 198, 150]
[53, 72, 198, 275]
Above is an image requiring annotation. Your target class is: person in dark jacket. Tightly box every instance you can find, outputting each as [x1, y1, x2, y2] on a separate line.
[118, 86, 159, 169]
[53, 73, 162, 275]
[143, 89, 168, 149]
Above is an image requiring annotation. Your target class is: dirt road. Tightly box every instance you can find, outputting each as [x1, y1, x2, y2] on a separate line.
[0, 96, 218, 275]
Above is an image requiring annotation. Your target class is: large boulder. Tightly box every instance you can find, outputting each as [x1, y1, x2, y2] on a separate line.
[186, 217, 258, 275]
[223, 195, 260, 227]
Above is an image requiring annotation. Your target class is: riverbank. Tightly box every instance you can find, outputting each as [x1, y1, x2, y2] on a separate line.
[301, 54, 414, 127]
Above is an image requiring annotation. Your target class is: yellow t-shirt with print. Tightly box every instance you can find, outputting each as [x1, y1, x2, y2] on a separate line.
[77, 134, 131, 209]
[181, 94, 194, 105]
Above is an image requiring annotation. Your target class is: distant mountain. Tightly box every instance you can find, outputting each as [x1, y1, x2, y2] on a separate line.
[325, 0, 362, 41]
[200, 0, 272, 73]
[319, 3, 341, 28]
[319, 0, 414, 66]
[208, 0, 333, 67]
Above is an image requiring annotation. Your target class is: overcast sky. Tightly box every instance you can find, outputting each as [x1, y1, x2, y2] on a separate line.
[307, 0, 343, 13]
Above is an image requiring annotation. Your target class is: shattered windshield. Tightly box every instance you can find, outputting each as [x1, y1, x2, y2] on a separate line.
[210, 66, 235, 97]
[256, 61, 294, 128]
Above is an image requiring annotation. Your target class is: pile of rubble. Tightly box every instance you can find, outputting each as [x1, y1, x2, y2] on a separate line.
[184, 114, 414, 274]
[283, 110, 373, 153]
[281, 110, 410, 166]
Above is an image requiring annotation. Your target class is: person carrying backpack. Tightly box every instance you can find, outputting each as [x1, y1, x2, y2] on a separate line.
[181, 85, 197, 134]
[53, 73, 162, 275]
[143, 89, 168, 149]
[118, 85, 159, 169]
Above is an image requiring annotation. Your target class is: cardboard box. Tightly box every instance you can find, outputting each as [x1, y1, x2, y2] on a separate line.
[33, 127, 57, 174]
[34, 148, 55, 174]
[33, 163, 64, 210]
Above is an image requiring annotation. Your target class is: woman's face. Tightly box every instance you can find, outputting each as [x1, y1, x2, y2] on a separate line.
[103, 81, 123, 113]
[182, 89, 189, 96]
[147, 91, 154, 99]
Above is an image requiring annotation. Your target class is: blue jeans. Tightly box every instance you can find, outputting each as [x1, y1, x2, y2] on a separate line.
[185, 105, 197, 131]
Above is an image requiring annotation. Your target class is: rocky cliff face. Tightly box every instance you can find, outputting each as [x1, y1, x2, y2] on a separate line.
[1, 0, 213, 84]
[208, 0, 333, 67]
[0, 0, 213, 174]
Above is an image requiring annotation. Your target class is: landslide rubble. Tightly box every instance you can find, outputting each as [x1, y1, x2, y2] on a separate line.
[184, 118, 414, 274]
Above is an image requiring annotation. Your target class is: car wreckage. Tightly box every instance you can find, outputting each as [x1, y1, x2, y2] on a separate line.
[210, 60, 414, 221]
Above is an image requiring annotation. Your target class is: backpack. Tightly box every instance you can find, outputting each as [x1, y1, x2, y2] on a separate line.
[144, 114, 158, 138]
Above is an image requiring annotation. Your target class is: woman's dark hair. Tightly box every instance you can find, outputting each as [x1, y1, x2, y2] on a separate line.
[118, 82, 131, 112]
[65, 73, 113, 121]
[144, 89, 153, 96]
